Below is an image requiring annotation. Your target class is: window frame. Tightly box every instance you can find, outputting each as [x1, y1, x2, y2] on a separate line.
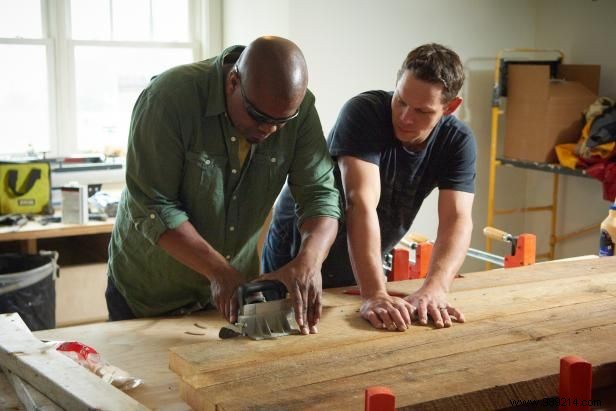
[0, 0, 216, 157]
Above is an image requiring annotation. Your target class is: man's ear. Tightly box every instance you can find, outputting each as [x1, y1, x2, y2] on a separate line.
[443, 96, 462, 115]
[227, 70, 239, 93]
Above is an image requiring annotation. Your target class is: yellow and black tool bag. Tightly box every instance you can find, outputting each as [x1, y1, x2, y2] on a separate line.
[0, 161, 52, 215]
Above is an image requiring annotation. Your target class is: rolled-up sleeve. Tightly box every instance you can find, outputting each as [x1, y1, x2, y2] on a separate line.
[124, 88, 189, 245]
[287, 94, 342, 227]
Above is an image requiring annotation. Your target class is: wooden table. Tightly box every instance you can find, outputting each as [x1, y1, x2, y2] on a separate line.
[4, 257, 613, 410]
[0, 218, 114, 254]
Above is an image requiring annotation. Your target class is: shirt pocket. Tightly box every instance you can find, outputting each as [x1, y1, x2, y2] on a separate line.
[183, 151, 228, 215]
[250, 151, 288, 214]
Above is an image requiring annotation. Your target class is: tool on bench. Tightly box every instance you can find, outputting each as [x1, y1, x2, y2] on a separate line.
[384, 227, 536, 282]
[384, 233, 433, 282]
[218, 280, 300, 340]
[476, 226, 536, 268]
[0, 213, 30, 228]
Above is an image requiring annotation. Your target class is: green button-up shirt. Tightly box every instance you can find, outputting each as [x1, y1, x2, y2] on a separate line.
[108, 46, 341, 317]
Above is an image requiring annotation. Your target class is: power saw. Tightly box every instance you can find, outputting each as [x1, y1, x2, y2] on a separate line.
[218, 280, 300, 340]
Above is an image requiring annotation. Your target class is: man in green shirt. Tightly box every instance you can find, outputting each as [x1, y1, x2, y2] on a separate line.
[106, 36, 341, 335]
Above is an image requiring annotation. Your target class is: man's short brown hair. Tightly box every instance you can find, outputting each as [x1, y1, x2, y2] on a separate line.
[397, 43, 464, 102]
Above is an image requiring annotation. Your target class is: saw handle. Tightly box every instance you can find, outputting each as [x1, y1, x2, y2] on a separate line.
[237, 280, 288, 310]
[483, 226, 513, 243]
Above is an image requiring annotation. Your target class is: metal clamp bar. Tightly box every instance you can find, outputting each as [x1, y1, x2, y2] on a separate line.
[467, 247, 504, 267]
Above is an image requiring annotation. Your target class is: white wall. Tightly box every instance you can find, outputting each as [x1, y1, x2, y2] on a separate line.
[220, 0, 616, 271]
[222, 0, 290, 44]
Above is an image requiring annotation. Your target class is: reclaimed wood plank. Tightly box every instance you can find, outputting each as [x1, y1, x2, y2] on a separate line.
[181, 320, 616, 410]
[170, 266, 616, 378]
[0, 369, 24, 410]
[2, 366, 63, 411]
[0, 313, 148, 411]
[169, 257, 616, 410]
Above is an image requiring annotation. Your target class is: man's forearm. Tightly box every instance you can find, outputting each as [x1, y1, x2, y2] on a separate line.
[158, 220, 237, 282]
[424, 217, 473, 292]
[346, 205, 387, 298]
[296, 216, 339, 267]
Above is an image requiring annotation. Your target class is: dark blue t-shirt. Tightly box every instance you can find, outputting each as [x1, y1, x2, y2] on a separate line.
[262, 90, 476, 287]
[328, 90, 476, 256]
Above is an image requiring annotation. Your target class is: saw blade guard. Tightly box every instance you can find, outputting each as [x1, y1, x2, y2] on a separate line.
[237, 280, 287, 310]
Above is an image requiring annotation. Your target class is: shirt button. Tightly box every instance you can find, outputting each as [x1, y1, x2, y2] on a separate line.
[231, 169, 237, 174]
[229, 226, 235, 231]
[232, 195, 237, 200]
[270, 157, 276, 163]
[205, 159, 211, 165]
[230, 136, 237, 142]
[149, 213, 155, 219]
[225, 255, 231, 260]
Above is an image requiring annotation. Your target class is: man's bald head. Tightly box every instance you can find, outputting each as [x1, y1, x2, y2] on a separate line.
[236, 36, 308, 108]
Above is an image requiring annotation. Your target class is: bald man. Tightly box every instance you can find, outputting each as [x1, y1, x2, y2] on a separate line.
[106, 36, 341, 335]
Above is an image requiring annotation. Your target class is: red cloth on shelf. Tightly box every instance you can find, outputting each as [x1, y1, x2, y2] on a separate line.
[586, 161, 616, 201]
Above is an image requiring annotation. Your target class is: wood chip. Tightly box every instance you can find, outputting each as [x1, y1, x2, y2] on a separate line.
[184, 331, 205, 336]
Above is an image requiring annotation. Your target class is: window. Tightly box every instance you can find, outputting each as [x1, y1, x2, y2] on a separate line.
[0, 0, 205, 157]
[0, 0, 48, 155]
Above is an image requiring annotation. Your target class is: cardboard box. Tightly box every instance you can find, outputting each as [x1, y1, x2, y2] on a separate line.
[504, 64, 600, 163]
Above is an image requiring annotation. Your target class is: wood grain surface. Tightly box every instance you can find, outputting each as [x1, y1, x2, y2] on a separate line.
[169, 257, 616, 410]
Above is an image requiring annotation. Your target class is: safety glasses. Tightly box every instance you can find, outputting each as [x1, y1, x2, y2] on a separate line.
[234, 64, 299, 125]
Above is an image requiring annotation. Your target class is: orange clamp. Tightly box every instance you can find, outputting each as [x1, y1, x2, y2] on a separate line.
[388, 242, 432, 282]
[389, 248, 410, 281]
[559, 355, 592, 411]
[410, 242, 432, 279]
[504, 233, 536, 268]
[365, 386, 395, 411]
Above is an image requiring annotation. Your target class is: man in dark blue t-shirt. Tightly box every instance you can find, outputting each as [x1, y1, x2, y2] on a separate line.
[262, 43, 476, 332]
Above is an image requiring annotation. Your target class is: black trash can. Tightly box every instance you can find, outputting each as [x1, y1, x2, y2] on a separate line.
[0, 252, 58, 331]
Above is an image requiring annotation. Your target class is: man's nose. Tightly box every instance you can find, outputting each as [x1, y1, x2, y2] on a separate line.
[400, 107, 414, 125]
[258, 123, 278, 134]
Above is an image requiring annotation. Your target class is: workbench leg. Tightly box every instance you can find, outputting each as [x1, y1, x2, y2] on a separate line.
[20, 239, 38, 255]
[559, 355, 592, 411]
[365, 386, 395, 411]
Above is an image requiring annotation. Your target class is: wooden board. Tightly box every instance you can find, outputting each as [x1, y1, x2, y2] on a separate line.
[0, 219, 114, 242]
[2, 366, 63, 411]
[0, 313, 148, 411]
[0, 369, 24, 410]
[169, 257, 616, 410]
[35, 314, 223, 410]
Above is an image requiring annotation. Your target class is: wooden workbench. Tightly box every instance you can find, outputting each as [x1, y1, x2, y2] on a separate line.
[0, 217, 114, 254]
[7, 256, 614, 410]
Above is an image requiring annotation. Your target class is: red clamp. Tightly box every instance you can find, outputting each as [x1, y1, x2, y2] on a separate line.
[559, 355, 592, 411]
[387, 242, 433, 282]
[504, 233, 536, 268]
[483, 227, 536, 268]
[365, 386, 395, 411]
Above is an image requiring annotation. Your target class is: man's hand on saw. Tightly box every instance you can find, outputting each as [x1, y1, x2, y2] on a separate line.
[259, 258, 322, 335]
[404, 283, 465, 328]
[210, 268, 245, 324]
[360, 291, 414, 332]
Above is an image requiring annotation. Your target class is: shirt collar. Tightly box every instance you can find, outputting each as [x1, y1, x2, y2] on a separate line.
[205, 45, 245, 117]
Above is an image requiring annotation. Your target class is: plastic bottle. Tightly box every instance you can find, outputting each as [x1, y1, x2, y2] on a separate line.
[599, 204, 616, 256]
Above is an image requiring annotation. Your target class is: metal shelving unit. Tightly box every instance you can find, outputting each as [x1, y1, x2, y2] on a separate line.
[486, 49, 600, 263]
